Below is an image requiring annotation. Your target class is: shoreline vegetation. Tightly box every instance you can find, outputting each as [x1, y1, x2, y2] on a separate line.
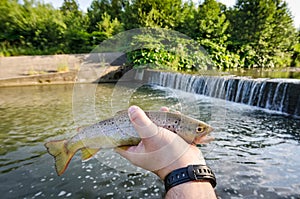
[0, 53, 299, 87]
[0, 0, 299, 72]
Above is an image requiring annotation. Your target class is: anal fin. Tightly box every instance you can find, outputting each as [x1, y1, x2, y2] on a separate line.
[81, 148, 100, 161]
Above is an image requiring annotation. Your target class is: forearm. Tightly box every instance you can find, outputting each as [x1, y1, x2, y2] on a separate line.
[154, 146, 217, 198]
[165, 181, 217, 199]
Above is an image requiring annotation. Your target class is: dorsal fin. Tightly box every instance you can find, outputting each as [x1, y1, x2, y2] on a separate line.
[115, 110, 127, 115]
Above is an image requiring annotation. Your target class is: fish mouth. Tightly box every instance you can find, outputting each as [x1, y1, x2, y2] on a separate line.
[206, 126, 214, 134]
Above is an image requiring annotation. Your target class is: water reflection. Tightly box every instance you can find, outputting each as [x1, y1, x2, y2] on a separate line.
[0, 85, 74, 156]
[0, 84, 299, 198]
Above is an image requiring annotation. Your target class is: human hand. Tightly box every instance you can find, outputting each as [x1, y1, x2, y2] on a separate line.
[115, 105, 206, 180]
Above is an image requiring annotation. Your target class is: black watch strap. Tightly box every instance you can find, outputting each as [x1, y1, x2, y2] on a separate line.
[164, 165, 216, 193]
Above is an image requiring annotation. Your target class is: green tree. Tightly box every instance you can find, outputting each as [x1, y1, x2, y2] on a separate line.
[87, 0, 125, 47]
[60, 0, 80, 15]
[178, 0, 235, 69]
[60, 0, 91, 53]
[227, 0, 297, 68]
[196, 0, 229, 42]
[97, 12, 123, 37]
[291, 30, 300, 66]
[122, 0, 183, 30]
[268, 0, 297, 67]
[87, 0, 126, 32]
[0, 0, 66, 55]
[175, 1, 198, 37]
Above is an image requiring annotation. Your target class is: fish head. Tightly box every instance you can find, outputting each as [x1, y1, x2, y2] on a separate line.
[192, 121, 214, 144]
[175, 116, 214, 144]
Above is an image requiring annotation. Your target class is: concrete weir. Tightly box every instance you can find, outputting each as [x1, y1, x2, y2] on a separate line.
[0, 53, 127, 86]
[141, 70, 300, 117]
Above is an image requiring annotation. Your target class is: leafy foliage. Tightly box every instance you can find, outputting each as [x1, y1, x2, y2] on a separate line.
[126, 29, 213, 71]
[0, 0, 299, 70]
[226, 0, 297, 68]
[97, 12, 123, 37]
[0, 0, 66, 55]
[291, 30, 300, 67]
[87, 0, 126, 32]
[60, 0, 91, 53]
[122, 0, 183, 30]
[195, 0, 233, 69]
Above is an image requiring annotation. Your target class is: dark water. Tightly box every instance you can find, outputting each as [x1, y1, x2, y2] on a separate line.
[0, 84, 299, 198]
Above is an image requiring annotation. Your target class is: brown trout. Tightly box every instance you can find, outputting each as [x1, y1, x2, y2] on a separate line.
[45, 110, 213, 176]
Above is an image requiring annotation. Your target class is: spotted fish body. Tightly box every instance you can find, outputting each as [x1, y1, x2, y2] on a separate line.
[45, 110, 213, 176]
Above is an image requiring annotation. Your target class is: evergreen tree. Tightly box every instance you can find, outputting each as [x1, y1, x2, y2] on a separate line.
[60, 0, 91, 53]
[227, 0, 297, 68]
[291, 30, 300, 66]
[196, 0, 229, 43]
[122, 0, 183, 30]
[175, 1, 198, 38]
[97, 12, 123, 37]
[60, 0, 80, 15]
[87, 0, 126, 32]
[177, 0, 235, 69]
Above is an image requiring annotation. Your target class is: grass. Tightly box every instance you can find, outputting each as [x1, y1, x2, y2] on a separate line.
[57, 63, 69, 72]
[27, 68, 47, 76]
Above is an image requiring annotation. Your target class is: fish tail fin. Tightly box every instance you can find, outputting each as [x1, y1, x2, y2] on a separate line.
[44, 140, 75, 176]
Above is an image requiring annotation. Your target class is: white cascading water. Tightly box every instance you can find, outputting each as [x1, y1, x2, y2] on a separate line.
[147, 71, 300, 117]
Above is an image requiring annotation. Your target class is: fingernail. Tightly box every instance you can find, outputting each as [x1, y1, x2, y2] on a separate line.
[128, 105, 149, 127]
[128, 105, 139, 116]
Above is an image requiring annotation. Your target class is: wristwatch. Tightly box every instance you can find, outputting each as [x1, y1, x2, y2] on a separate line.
[164, 165, 217, 192]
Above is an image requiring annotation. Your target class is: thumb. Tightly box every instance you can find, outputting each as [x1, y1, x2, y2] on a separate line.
[128, 106, 158, 139]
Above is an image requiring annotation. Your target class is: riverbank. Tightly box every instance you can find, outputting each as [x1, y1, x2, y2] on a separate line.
[0, 54, 83, 86]
[0, 54, 85, 79]
[0, 54, 128, 87]
[1, 54, 299, 87]
[0, 71, 78, 87]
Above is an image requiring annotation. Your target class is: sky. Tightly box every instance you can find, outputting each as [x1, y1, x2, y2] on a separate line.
[43, 0, 300, 28]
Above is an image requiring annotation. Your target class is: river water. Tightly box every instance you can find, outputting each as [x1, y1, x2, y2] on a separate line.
[0, 83, 299, 198]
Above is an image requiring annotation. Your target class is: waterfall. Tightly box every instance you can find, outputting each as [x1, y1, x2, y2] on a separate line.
[146, 71, 300, 117]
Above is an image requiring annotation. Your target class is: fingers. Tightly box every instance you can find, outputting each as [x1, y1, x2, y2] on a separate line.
[115, 145, 138, 161]
[128, 106, 159, 139]
[160, 107, 181, 114]
[116, 106, 207, 176]
[116, 136, 206, 175]
[160, 107, 169, 112]
[116, 132, 195, 172]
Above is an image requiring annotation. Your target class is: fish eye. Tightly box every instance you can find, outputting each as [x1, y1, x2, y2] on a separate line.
[196, 126, 204, 133]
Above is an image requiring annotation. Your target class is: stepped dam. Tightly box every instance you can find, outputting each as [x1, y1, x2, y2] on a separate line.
[142, 70, 300, 117]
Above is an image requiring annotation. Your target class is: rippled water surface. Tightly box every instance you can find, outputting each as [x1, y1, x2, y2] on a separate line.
[0, 83, 299, 198]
